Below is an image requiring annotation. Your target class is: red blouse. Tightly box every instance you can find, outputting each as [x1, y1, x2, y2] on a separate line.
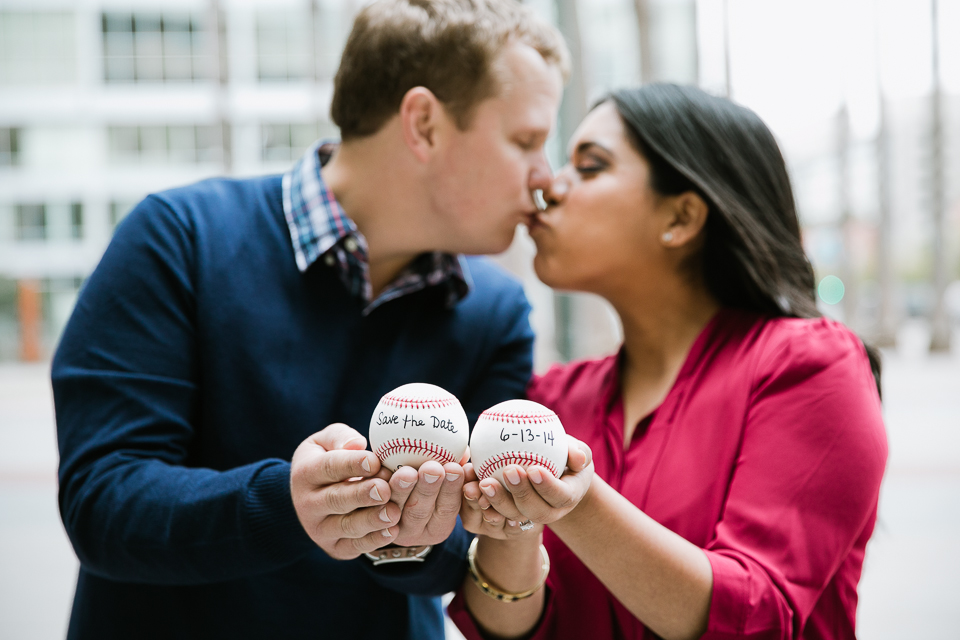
[450, 309, 887, 640]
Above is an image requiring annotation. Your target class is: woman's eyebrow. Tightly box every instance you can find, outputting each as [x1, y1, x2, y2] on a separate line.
[569, 140, 615, 159]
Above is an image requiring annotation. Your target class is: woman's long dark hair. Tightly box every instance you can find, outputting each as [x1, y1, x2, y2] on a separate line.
[608, 83, 881, 396]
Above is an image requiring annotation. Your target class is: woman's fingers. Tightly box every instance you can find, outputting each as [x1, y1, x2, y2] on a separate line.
[565, 435, 593, 473]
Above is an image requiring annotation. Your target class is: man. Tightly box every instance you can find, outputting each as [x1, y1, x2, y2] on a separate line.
[52, 0, 567, 638]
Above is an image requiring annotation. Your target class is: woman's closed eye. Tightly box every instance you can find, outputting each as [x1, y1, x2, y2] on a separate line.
[575, 160, 606, 176]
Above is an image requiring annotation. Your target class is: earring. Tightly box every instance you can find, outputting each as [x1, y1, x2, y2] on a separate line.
[662, 232, 674, 243]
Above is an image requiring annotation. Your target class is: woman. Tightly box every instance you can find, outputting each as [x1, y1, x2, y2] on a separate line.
[448, 84, 887, 640]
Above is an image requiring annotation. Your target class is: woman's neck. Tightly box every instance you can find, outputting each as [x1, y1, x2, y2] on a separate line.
[608, 280, 720, 445]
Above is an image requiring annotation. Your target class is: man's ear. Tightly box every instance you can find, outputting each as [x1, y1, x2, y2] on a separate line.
[661, 191, 709, 248]
[399, 87, 443, 163]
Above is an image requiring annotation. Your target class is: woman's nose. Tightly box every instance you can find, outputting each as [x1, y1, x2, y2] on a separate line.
[543, 173, 569, 206]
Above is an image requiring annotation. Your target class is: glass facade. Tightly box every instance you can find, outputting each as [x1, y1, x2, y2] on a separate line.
[102, 12, 207, 83]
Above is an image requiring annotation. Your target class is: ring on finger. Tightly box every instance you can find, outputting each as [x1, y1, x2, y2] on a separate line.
[519, 519, 535, 531]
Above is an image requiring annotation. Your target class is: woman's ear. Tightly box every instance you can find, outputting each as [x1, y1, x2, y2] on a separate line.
[399, 87, 443, 163]
[661, 191, 709, 247]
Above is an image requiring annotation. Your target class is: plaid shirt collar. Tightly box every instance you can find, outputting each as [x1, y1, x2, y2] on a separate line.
[281, 139, 472, 315]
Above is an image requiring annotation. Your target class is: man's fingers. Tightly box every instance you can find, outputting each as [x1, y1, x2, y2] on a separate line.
[321, 502, 400, 540]
[388, 465, 419, 510]
[333, 525, 398, 559]
[432, 462, 465, 520]
[309, 423, 368, 452]
[316, 477, 390, 515]
[306, 449, 381, 487]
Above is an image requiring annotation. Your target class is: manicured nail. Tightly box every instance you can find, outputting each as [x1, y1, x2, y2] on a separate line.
[504, 468, 520, 485]
[398, 479, 414, 489]
[481, 484, 496, 497]
[528, 468, 543, 484]
[381, 528, 393, 537]
[361, 457, 372, 473]
[370, 486, 383, 502]
[379, 507, 391, 523]
[446, 473, 459, 482]
[507, 520, 517, 527]
[424, 473, 440, 484]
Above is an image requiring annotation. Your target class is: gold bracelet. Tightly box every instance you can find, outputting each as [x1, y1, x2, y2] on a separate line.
[466, 536, 550, 602]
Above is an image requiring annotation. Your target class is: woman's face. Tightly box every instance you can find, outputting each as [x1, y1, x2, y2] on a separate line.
[528, 101, 674, 296]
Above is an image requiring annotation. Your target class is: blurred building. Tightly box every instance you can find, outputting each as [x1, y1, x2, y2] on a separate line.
[1, 0, 957, 366]
[0, 0, 346, 360]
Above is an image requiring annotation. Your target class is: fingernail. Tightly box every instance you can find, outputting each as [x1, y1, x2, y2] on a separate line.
[504, 468, 520, 485]
[445, 473, 459, 482]
[424, 473, 440, 484]
[481, 485, 495, 497]
[529, 468, 543, 484]
[398, 479, 414, 489]
[507, 520, 517, 527]
[381, 528, 393, 538]
[370, 486, 382, 501]
[361, 457, 372, 473]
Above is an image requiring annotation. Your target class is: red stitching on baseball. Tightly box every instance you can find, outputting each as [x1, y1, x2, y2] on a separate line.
[375, 438, 456, 464]
[478, 411, 559, 426]
[477, 452, 559, 480]
[381, 394, 458, 410]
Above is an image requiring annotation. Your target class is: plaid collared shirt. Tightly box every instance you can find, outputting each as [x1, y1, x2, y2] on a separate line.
[282, 139, 472, 315]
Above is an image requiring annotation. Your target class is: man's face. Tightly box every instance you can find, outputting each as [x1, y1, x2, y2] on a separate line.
[428, 42, 563, 255]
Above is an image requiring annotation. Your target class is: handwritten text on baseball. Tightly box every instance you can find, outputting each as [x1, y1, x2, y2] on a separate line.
[376, 412, 459, 433]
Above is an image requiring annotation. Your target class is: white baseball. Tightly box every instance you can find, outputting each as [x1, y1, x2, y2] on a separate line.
[368, 383, 469, 471]
[469, 399, 567, 485]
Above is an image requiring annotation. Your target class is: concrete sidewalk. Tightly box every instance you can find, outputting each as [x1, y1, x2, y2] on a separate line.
[1, 351, 958, 639]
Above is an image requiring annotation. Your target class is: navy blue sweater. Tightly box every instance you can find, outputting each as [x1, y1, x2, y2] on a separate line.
[52, 175, 534, 639]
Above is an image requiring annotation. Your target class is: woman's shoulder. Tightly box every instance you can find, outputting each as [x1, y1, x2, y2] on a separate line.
[743, 313, 878, 403]
[527, 353, 619, 413]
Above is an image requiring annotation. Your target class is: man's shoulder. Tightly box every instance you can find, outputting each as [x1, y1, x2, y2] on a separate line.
[148, 174, 283, 220]
[460, 256, 526, 299]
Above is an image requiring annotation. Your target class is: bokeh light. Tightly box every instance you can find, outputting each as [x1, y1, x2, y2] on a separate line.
[818, 275, 845, 305]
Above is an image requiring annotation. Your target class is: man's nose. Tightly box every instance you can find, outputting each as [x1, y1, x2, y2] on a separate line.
[528, 151, 553, 192]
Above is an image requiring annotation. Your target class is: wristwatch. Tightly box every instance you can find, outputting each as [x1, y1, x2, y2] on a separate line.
[364, 545, 433, 566]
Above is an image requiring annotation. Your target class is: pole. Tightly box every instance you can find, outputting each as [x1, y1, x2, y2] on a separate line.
[929, 0, 949, 351]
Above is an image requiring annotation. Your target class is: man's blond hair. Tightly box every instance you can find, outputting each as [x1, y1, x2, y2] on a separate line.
[331, 0, 570, 140]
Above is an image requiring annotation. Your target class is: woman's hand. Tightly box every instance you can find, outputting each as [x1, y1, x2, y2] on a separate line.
[461, 435, 594, 538]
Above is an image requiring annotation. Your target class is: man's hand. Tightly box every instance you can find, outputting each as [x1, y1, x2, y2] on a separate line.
[385, 453, 467, 547]
[290, 423, 401, 560]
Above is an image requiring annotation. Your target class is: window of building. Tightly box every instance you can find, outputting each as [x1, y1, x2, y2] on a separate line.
[102, 12, 207, 83]
[13, 202, 84, 241]
[256, 10, 311, 81]
[0, 127, 20, 166]
[15, 204, 46, 241]
[110, 200, 140, 228]
[0, 12, 77, 85]
[261, 122, 338, 163]
[108, 125, 223, 164]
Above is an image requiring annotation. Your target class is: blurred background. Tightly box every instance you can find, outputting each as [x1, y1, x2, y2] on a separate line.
[0, 0, 958, 638]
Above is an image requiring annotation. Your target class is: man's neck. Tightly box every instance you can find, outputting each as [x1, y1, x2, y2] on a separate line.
[321, 127, 434, 298]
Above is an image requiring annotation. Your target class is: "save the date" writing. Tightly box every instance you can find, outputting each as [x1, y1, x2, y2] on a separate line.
[376, 412, 459, 433]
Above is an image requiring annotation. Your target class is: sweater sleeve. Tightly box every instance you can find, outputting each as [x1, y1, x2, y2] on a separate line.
[702, 321, 887, 639]
[53, 195, 316, 584]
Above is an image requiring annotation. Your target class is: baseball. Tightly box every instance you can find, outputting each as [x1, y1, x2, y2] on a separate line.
[368, 382, 469, 471]
[469, 399, 568, 485]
